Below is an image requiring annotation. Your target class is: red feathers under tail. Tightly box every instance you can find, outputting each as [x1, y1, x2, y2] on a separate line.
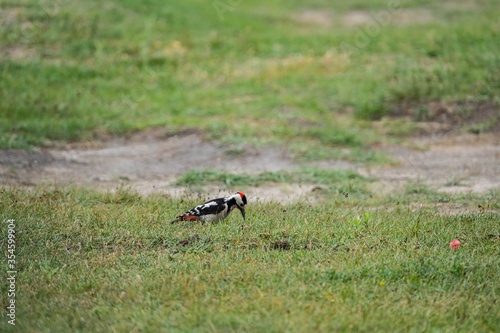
[170, 215, 200, 224]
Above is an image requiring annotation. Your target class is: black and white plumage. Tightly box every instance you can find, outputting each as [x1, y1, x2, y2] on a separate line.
[170, 192, 247, 224]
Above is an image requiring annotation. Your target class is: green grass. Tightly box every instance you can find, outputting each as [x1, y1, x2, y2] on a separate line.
[176, 168, 370, 194]
[1, 187, 499, 332]
[1, 0, 499, 160]
[176, 170, 292, 187]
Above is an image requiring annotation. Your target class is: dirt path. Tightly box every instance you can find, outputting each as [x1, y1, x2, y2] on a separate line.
[0, 129, 331, 201]
[1, 129, 499, 201]
[366, 133, 500, 194]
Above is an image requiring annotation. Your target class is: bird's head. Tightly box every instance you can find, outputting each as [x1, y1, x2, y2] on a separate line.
[233, 192, 247, 220]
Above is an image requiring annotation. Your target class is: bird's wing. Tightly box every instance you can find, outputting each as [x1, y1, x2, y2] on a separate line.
[185, 198, 226, 216]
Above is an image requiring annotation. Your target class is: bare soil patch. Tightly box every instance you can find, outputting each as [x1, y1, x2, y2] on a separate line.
[364, 133, 500, 194]
[293, 9, 434, 28]
[1, 127, 499, 201]
[1, 129, 294, 182]
[0, 129, 333, 201]
[293, 9, 435, 27]
[342, 9, 434, 27]
[391, 100, 500, 135]
[293, 10, 333, 26]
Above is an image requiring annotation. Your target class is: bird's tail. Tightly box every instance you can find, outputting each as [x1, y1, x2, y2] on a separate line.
[169, 217, 179, 224]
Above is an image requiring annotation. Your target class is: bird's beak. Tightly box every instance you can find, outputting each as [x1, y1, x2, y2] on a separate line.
[238, 206, 246, 220]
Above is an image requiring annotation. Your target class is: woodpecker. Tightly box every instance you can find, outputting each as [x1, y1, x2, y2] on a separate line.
[170, 192, 247, 224]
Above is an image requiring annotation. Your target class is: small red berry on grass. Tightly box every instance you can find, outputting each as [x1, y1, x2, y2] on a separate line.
[449, 239, 460, 251]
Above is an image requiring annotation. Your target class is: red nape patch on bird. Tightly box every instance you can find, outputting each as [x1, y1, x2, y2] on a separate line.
[181, 215, 199, 222]
[238, 192, 245, 198]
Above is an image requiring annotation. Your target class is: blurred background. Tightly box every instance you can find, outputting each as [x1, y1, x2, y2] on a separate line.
[1, 0, 499, 198]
